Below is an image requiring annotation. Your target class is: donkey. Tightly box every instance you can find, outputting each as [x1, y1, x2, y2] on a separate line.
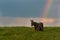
[31, 20, 43, 31]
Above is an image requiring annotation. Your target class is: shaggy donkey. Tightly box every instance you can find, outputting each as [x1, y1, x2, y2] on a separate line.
[31, 20, 43, 31]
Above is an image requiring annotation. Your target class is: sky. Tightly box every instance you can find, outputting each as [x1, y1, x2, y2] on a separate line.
[0, 0, 46, 17]
[0, 0, 60, 26]
[0, 0, 60, 18]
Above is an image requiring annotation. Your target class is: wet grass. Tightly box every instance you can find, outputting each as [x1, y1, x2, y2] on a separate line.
[0, 26, 60, 40]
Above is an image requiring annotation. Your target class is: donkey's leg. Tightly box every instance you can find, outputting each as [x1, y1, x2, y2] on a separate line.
[40, 26, 43, 31]
[35, 26, 38, 32]
[34, 27, 36, 32]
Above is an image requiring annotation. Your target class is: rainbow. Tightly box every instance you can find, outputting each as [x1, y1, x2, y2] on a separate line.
[40, 0, 55, 23]
[42, 0, 53, 18]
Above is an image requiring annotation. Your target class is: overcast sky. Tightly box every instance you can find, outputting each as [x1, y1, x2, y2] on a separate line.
[0, 0, 60, 18]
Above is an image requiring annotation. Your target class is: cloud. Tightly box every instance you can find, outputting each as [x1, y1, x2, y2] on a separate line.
[40, 18, 55, 24]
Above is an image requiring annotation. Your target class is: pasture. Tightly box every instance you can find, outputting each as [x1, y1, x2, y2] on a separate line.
[0, 26, 60, 40]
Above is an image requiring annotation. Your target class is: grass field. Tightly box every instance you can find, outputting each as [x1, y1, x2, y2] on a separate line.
[0, 26, 60, 40]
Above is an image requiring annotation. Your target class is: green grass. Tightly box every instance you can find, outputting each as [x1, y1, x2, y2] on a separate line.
[0, 26, 60, 40]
